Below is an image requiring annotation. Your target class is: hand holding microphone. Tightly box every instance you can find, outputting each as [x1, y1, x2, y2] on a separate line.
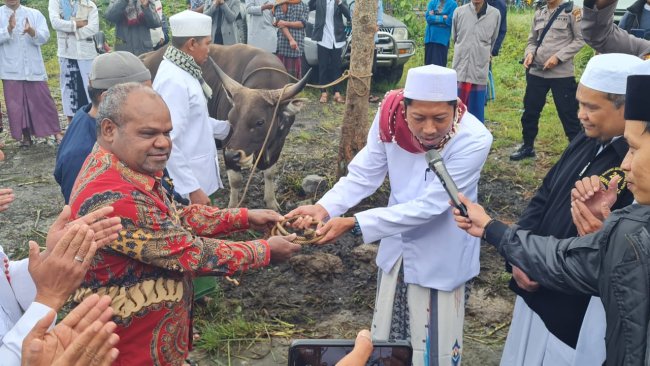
[425, 149, 468, 217]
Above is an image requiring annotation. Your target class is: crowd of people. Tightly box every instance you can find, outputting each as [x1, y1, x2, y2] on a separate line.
[0, 0, 650, 365]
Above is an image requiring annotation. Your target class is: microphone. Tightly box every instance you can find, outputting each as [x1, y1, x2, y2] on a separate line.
[425, 149, 468, 217]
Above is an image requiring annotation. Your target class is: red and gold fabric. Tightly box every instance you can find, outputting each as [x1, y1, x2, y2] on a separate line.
[69, 145, 270, 366]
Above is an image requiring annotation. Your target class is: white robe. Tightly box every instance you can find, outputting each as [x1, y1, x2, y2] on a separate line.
[318, 109, 493, 291]
[0, 5, 50, 81]
[153, 59, 231, 197]
[0, 246, 52, 366]
[245, 0, 277, 53]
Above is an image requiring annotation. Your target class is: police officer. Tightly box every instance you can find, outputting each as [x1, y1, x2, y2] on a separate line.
[511, 0, 584, 160]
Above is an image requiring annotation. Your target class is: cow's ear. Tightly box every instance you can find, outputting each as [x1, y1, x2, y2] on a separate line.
[282, 98, 307, 117]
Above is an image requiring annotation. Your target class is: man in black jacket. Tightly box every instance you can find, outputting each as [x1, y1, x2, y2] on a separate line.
[499, 53, 640, 365]
[454, 60, 650, 366]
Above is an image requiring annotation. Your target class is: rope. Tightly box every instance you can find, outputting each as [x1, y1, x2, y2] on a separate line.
[227, 65, 373, 207]
[269, 216, 325, 245]
[242, 67, 373, 97]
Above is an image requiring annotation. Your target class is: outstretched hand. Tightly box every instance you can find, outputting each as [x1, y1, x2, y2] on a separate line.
[313, 217, 355, 244]
[267, 233, 301, 263]
[285, 204, 329, 222]
[452, 193, 492, 238]
[248, 209, 284, 231]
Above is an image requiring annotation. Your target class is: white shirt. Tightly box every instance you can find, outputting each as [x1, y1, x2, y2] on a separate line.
[317, 0, 345, 49]
[153, 59, 231, 197]
[573, 297, 606, 366]
[0, 246, 52, 366]
[318, 109, 493, 290]
[48, 0, 99, 60]
[0, 5, 50, 81]
[246, 0, 277, 53]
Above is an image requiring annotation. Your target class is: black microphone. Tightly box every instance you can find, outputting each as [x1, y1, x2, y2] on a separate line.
[425, 149, 468, 217]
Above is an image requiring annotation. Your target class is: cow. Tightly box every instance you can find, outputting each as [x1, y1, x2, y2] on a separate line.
[140, 44, 310, 210]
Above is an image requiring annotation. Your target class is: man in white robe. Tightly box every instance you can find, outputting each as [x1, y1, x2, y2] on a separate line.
[288, 65, 493, 366]
[153, 10, 230, 205]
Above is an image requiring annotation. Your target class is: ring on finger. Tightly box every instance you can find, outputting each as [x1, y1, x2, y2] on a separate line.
[74, 255, 84, 263]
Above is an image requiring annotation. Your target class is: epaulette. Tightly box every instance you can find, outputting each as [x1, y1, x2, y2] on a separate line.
[572, 7, 582, 21]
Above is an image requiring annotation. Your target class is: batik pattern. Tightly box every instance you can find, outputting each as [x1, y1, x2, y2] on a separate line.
[69, 145, 270, 365]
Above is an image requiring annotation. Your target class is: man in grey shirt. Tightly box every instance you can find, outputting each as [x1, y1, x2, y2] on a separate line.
[452, 0, 501, 123]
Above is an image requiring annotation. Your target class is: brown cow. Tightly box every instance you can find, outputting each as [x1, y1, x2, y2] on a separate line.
[140, 44, 310, 209]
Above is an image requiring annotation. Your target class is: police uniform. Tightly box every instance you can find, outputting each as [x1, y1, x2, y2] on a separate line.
[512, 2, 585, 159]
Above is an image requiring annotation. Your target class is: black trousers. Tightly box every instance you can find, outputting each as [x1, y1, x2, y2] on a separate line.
[424, 42, 448, 67]
[317, 44, 343, 93]
[520, 73, 581, 146]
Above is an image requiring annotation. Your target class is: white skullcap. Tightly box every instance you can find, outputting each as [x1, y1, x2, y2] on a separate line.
[630, 59, 650, 74]
[170, 10, 212, 37]
[580, 53, 643, 94]
[404, 65, 457, 102]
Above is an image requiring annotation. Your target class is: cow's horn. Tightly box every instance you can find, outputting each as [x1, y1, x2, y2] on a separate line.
[208, 56, 243, 94]
[274, 68, 312, 102]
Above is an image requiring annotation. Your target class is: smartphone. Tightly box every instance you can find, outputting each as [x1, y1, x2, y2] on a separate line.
[288, 339, 413, 366]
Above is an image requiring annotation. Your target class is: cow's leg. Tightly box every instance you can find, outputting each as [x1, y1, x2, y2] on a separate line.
[263, 164, 280, 211]
[227, 169, 244, 208]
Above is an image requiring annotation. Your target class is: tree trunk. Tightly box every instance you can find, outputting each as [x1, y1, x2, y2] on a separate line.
[336, 0, 378, 179]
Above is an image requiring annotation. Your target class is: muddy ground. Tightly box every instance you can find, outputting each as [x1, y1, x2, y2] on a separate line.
[0, 100, 529, 365]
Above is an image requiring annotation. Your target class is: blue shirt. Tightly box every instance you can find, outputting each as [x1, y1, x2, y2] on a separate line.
[54, 104, 96, 204]
[424, 0, 457, 46]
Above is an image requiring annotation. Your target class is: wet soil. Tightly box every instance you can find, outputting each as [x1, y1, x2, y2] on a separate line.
[0, 101, 529, 365]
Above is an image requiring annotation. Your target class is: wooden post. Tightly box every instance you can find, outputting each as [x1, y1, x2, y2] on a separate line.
[336, 0, 378, 179]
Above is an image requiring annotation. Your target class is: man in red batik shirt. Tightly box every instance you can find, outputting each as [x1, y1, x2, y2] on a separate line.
[68, 82, 301, 366]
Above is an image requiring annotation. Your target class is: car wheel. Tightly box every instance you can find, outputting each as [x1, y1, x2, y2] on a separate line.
[375, 65, 404, 86]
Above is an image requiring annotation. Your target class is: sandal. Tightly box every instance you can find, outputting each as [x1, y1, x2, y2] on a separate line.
[19, 139, 32, 148]
[333, 93, 345, 104]
[369, 94, 381, 103]
[319, 93, 328, 103]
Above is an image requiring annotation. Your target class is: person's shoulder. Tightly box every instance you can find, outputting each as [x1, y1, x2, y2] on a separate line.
[457, 113, 493, 145]
[486, 4, 500, 15]
[155, 61, 192, 84]
[80, 0, 98, 9]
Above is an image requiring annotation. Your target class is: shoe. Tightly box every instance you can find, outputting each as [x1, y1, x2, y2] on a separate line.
[19, 138, 32, 148]
[319, 92, 328, 103]
[510, 145, 536, 161]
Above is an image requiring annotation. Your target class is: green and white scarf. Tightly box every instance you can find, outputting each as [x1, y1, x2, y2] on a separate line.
[163, 46, 213, 100]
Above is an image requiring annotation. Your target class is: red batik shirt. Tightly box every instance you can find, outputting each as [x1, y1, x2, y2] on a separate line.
[68, 145, 270, 366]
